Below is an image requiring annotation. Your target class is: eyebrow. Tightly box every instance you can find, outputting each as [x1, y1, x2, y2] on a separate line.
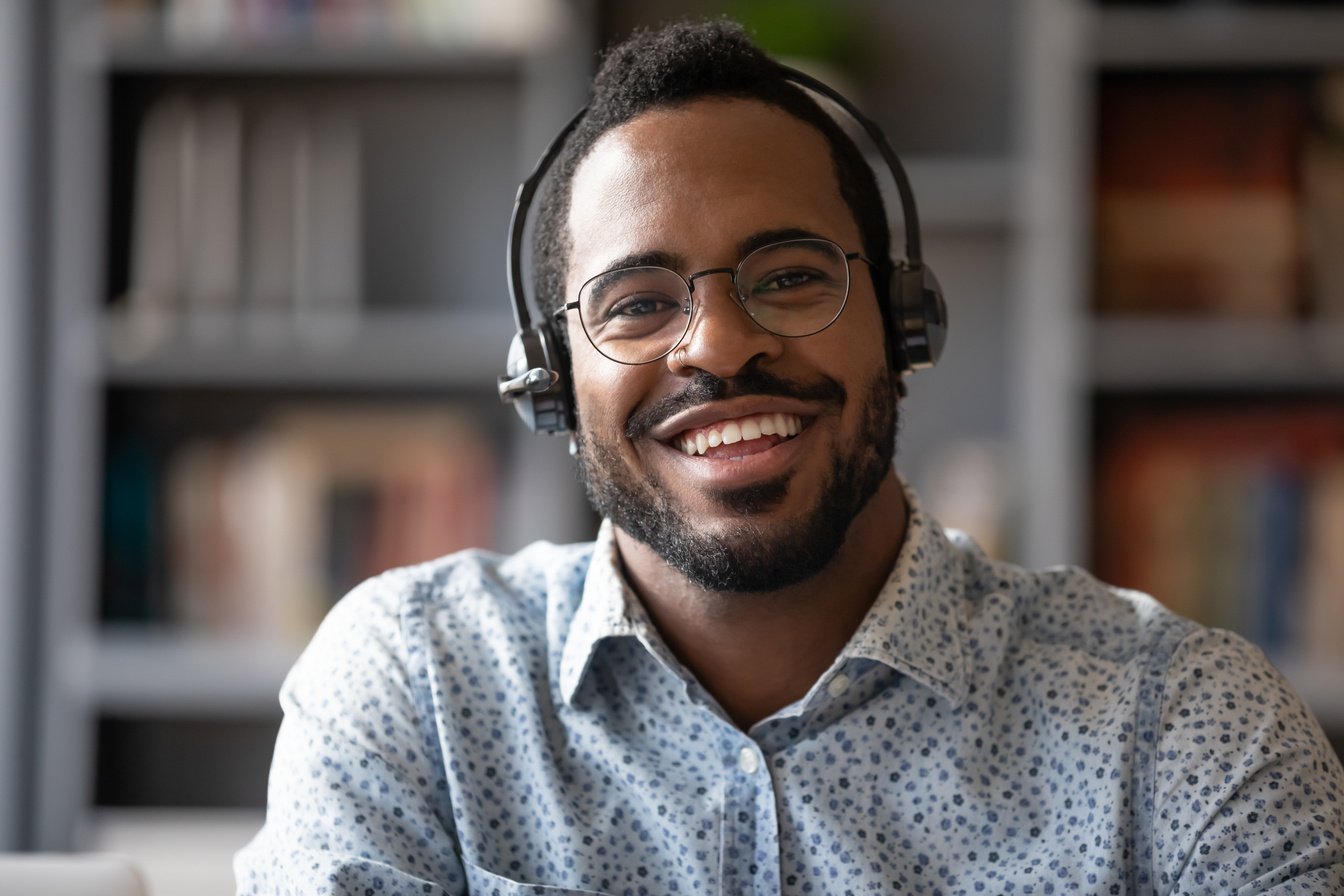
[599, 249, 684, 274]
[597, 227, 835, 278]
[737, 227, 832, 258]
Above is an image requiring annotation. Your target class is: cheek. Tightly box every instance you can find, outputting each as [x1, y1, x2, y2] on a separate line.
[568, 340, 645, 437]
[826, 293, 891, 376]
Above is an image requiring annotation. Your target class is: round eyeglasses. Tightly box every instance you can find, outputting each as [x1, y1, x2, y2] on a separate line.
[555, 237, 874, 365]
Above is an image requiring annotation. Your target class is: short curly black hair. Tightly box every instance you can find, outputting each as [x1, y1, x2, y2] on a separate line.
[531, 19, 893, 352]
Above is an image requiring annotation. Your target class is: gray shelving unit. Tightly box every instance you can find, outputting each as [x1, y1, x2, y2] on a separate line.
[32, 0, 599, 855]
[0, 0, 43, 854]
[1017, 0, 1344, 733]
[23, 0, 1343, 874]
[25, 0, 1041, 864]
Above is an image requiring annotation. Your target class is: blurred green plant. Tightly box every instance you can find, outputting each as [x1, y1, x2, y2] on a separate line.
[723, 0, 866, 68]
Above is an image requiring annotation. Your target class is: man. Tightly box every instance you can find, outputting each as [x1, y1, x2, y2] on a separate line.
[237, 21, 1344, 894]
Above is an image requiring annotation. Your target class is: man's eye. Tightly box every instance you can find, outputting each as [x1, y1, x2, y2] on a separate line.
[607, 295, 677, 318]
[755, 269, 819, 292]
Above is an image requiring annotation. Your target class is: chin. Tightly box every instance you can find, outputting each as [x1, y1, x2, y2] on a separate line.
[574, 367, 897, 593]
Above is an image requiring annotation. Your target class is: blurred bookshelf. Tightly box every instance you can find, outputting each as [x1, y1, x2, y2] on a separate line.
[24, 0, 1038, 871]
[23, 0, 1344, 883]
[1071, 2, 1344, 745]
[33, 0, 599, 867]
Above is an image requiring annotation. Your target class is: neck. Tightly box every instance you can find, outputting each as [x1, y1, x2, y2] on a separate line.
[613, 471, 908, 729]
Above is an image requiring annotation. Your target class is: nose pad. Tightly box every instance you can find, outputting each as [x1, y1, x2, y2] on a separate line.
[669, 276, 782, 375]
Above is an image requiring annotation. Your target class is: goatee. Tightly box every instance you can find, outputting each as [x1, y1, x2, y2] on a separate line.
[574, 366, 897, 593]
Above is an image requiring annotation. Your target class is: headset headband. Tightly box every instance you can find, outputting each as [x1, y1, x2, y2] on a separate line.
[505, 65, 923, 334]
[498, 62, 947, 435]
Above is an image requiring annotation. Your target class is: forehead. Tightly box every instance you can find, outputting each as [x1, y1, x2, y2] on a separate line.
[565, 97, 859, 280]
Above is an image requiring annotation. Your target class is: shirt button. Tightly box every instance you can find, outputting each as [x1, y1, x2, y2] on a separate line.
[827, 673, 852, 698]
[737, 747, 759, 775]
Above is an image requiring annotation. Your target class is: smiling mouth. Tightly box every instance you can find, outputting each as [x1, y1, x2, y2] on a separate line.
[673, 412, 803, 457]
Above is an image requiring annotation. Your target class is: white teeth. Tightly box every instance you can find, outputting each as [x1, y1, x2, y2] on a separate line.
[675, 412, 802, 457]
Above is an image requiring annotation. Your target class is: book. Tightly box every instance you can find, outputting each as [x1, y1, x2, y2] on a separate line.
[102, 437, 164, 623]
[242, 104, 303, 344]
[1303, 71, 1344, 318]
[1092, 402, 1344, 659]
[1094, 73, 1309, 316]
[184, 98, 244, 344]
[158, 405, 497, 640]
[1302, 460, 1344, 659]
[126, 94, 193, 352]
[294, 107, 362, 345]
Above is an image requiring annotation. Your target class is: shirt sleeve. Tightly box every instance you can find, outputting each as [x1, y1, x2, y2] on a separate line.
[234, 571, 465, 895]
[1151, 627, 1344, 894]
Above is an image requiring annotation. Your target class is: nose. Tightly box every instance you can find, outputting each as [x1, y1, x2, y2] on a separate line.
[665, 271, 784, 378]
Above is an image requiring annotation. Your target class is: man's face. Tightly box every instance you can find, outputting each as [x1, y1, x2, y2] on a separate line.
[564, 98, 897, 592]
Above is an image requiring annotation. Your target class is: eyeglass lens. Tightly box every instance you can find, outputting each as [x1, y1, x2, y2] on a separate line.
[576, 238, 851, 364]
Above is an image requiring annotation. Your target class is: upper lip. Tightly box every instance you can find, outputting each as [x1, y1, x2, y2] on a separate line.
[646, 397, 823, 442]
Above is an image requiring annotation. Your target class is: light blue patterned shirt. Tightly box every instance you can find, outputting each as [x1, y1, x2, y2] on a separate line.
[236, 483, 1343, 895]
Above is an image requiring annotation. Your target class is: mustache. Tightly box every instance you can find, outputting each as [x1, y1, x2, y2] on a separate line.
[625, 368, 847, 439]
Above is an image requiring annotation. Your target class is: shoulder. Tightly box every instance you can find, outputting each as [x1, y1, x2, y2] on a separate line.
[1158, 625, 1330, 746]
[284, 540, 595, 706]
[327, 539, 594, 632]
[945, 527, 1196, 668]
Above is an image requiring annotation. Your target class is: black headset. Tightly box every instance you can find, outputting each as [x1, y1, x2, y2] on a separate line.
[497, 65, 948, 435]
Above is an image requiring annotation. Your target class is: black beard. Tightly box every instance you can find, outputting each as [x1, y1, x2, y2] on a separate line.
[574, 366, 897, 593]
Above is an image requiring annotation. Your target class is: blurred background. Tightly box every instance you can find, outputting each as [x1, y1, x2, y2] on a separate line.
[2, 0, 1343, 891]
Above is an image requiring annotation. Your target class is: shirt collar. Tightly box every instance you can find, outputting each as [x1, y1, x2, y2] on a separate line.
[558, 479, 969, 709]
[839, 479, 970, 708]
[559, 518, 645, 704]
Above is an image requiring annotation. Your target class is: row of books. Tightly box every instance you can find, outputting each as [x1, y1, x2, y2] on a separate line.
[102, 0, 566, 51]
[103, 406, 498, 641]
[124, 95, 361, 351]
[1095, 69, 1344, 318]
[1093, 405, 1344, 659]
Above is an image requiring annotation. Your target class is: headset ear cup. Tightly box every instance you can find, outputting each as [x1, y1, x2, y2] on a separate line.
[541, 319, 577, 432]
[500, 325, 572, 435]
[891, 261, 948, 373]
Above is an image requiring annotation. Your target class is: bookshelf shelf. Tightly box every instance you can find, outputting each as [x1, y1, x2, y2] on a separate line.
[1275, 656, 1344, 733]
[25, 0, 599, 851]
[1097, 6, 1344, 68]
[91, 808, 265, 896]
[96, 40, 539, 77]
[1076, 2, 1344, 760]
[23, 0, 1342, 859]
[81, 628, 299, 716]
[100, 309, 515, 389]
[898, 157, 1016, 231]
[1092, 318, 1344, 390]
